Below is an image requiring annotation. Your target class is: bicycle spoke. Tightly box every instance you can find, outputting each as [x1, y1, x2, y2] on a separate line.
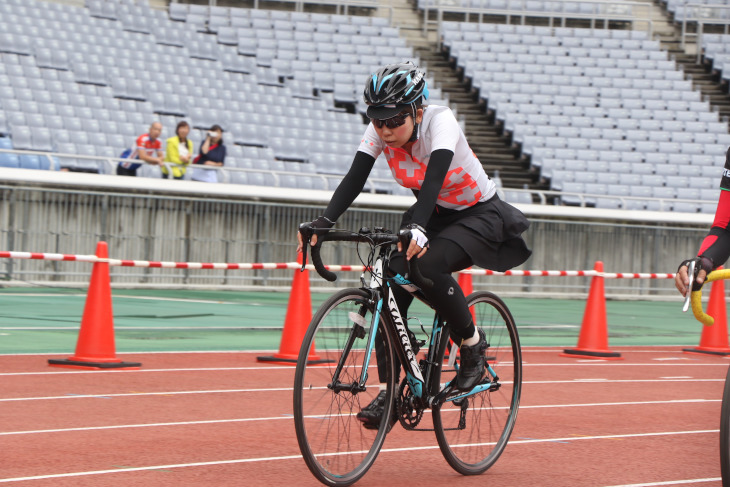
[432, 292, 522, 475]
[294, 289, 395, 487]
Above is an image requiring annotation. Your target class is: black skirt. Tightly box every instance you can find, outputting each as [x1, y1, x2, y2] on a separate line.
[401, 194, 532, 272]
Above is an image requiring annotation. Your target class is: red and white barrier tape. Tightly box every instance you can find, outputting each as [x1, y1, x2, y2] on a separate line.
[0, 251, 363, 272]
[462, 268, 675, 279]
[0, 251, 99, 263]
[0, 250, 676, 279]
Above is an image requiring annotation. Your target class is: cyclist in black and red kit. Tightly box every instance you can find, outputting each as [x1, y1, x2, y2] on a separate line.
[676, 148, 730, 296]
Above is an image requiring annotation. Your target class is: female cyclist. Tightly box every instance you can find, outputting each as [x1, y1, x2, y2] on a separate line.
[297, 62, 532, 426]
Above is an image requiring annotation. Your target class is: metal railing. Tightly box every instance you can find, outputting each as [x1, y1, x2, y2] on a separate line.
[0, 181, 711, 298]
[0, 148, 405, 194]
[172, 0, 392, 23]
[0, 147, 720, 213]
[679, 4, 730, 57]
[429, 0, 654, 40]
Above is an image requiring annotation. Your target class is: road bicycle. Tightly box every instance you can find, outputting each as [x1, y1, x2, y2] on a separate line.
[688, 267, 730, 487]
[293, 225, 522, 486]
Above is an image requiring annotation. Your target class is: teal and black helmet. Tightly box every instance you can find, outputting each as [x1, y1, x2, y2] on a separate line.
[364, 61, 429, 120]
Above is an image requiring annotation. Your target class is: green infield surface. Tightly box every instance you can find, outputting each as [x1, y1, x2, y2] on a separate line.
[0, 287, 711, 354]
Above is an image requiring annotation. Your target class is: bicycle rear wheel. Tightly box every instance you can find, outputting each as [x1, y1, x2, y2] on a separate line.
[432, 291, 522, 475]
[721, 365, 730, 487]
[293, 288, 397, 487]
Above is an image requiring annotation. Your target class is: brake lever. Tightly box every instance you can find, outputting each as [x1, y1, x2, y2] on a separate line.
[398, 229, 434, 288]
[299, 224, 312, 272]
[301, 242, 309, 272]
[682, 259, 695, 313]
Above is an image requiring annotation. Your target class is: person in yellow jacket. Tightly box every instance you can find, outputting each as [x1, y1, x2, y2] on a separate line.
[163, 121, 194, 179]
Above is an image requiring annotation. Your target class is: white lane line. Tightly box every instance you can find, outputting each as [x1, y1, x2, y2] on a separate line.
[603, 478, 721, 486]
[1, 380, 724, 403]
[0, 293, 238, 305]
[0, 416, 292, 436]
[0, 429, 718, 483]
[0, 346, 712, 357]
[0, 363, 727, 378]
[0, 388, 291, 402]
[521, 399, 719, 409]
[526, 379, 722, 384]
[0, 366, 305, 376]
[0, 398, 720, 436]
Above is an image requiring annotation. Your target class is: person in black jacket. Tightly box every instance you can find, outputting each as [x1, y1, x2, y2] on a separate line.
[191, 124, 226, 183]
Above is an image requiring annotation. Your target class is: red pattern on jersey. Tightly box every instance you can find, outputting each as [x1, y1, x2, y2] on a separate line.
[440, 167, 482, 207]
[385, 147, 426, 189]
[384, 148, 482, 207]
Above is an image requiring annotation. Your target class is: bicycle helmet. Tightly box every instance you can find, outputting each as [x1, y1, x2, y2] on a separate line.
[364, 61, 429, 120]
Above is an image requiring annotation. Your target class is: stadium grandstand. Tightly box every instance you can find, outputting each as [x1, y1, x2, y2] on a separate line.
[1, 0, 730, 294]
[0, 0, 728, 207]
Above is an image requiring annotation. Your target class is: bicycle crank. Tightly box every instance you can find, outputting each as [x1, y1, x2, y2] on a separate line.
[396, 377, 424, 430]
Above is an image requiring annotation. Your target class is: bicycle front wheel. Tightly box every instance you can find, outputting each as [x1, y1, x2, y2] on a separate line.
[432, 291, 522, 475]
[293, 288, 397, 487]
[721, 365, 730, 487]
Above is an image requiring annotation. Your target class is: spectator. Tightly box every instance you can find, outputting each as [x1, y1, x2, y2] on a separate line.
[191, 125, 226, 183]
[117, 122, 164, 176]
[163, 121, 194, 180]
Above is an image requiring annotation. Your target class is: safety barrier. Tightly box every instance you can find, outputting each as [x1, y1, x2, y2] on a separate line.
[0, 249, 676, 279]
[2, 242, 698, 369]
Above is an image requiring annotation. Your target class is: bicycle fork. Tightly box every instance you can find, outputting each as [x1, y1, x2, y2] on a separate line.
[328, 305, 368, 394]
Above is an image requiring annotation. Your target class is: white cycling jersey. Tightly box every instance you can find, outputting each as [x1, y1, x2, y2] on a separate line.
[357, 104, 497, 210]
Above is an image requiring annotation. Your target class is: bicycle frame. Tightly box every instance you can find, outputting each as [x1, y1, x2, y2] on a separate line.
[295, 225, 521, 484]
[331, 241, 497, 409]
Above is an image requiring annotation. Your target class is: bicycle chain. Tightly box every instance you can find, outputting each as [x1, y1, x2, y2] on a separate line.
[396, 377, 424, 430]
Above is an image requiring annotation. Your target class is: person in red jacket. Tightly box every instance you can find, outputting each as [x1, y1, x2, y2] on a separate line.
[675, 148, 730, 296]
[117, 122, 164, 176]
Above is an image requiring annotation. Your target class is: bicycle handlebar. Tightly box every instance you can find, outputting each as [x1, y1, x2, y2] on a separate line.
[690, 268, 730, 326]
[299, 226, 432, 287]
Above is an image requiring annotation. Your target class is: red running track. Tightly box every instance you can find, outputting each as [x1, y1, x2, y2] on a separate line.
[0, 347, 726, 486]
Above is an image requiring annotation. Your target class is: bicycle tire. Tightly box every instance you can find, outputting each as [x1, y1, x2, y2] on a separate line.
[293, 288, 397, 487]
[721, 365, 730, 487]
[432, 291, 522, 475]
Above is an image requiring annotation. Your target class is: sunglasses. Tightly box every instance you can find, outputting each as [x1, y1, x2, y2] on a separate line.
[371, 112, 411, 129]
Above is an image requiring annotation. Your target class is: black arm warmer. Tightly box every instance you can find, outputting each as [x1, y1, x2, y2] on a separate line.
[322, 151, 376, 222]
[701, 226, 730, 269]
[404, 149, 454, 227]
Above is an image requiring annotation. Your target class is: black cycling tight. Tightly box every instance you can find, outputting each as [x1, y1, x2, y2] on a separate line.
[374, 238, 475, 383]
[390, 237, 476, 341]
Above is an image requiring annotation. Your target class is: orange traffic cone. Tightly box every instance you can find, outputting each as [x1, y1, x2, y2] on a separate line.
[48, 242, 141, 369]
[257, 253, 328, 365]
[684, 271, 730, 356]
[561, 261, 622, 360]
